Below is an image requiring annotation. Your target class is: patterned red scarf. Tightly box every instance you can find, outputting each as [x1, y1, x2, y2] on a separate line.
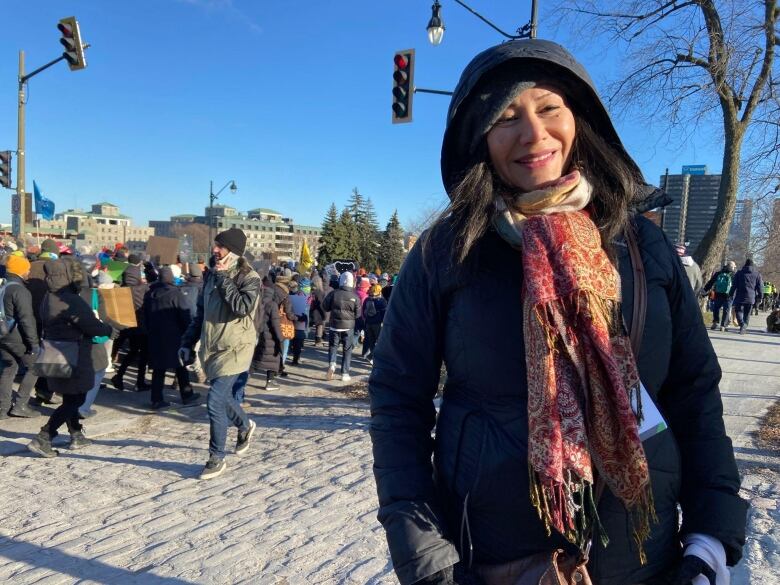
[494, 173, 655, 559]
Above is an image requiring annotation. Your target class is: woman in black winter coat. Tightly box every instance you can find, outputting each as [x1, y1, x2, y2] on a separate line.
[309, 280, 327, 347]
[27, 258, 114, 457]
[251, 286, 283, 390]
[369, 40, 746, 585]
[143, 267, 199, 409]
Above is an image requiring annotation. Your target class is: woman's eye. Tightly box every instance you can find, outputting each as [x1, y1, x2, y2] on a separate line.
[540, 104, 560, 114]
[495, 115, 518, 126]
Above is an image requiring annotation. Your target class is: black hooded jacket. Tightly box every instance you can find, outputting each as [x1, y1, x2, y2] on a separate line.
[369, 39, 746, 585]
[40, 259, 113, 394]
[0, 272, 39, 353]
[144, 269, 192, 371]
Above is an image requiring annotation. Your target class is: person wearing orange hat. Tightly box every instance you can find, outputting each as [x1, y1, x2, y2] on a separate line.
[0, 255, 41, 419]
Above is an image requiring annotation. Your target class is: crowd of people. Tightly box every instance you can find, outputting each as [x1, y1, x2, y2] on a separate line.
[0, 230, 393, 479]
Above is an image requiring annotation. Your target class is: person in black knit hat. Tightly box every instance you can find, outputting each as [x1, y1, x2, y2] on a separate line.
[179, 228, 260, 479]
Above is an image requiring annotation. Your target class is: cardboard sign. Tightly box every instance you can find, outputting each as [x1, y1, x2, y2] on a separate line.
[99, 287, 137, 328]
[146, 236, 179, 265]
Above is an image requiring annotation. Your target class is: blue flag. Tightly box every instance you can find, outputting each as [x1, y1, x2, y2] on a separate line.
[33, 181, 55, 220]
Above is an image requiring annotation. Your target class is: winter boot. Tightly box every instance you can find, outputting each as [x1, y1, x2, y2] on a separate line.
[69, 430, 92, 450]
[265, 371, 279, 391]
[27, 427, 58, 458]
[9, 404, 41, 418]
[110, 374, 124, 391]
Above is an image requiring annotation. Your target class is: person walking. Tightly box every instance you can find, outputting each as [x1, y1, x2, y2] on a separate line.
[323, 271, 360, 382]
[179, 229, 260, 480]
[144, 267, 200, 409]
[369, 39, 746, 585]
[288, 281, 309, 365]
[27, 258, 114, 457]
[0, 255, 40, 418]
[702, 261, 737, 331]
[731, 258, 764, 334]
[110, 264, 150, 391]
[361, 283, 386, 363]
[676, 244, 703, 294]
[252, 284, 283, 391]
[26, 240, 59, 406]
[309, 277, 327, 347]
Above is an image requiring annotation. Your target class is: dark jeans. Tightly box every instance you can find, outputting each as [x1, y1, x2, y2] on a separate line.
[735, 302, 753, 328]
[362, 323, 382, 357]
[291, 330, 306, 360]
[712, 297, 732, 327]
[151, 366, 191, 403]
[45, 393, 85, 437]
[0, 345, 37, 412]
[116, 330, 148, 385]
[231, 371, 249, 403]
[328, 330, 353, 374]
[207, 373, 250, 459]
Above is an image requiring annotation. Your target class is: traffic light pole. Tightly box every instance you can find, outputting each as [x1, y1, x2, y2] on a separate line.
[16, 51, 26, 238]
[13, 43, 89, 238]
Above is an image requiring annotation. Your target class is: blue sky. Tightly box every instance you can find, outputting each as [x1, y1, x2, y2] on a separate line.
[1, 0, 724, 231]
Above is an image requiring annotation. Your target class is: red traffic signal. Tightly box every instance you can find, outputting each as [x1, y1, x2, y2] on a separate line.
[0, 151, 12, 189]
[58, 16, 87, 71]
[392, 49, 415, 124]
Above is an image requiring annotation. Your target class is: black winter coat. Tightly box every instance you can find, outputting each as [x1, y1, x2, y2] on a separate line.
[144, 282, 192, 370]
[251, 287, 283, 373]
[369, 217, 747, 585]
[309, 288, 327, 326]
[362, 296, 387, 326]
[731, 265, 763, 306]
[40, 260, 113, 395]
[323, 287, 361, 330]
[0, 273, 39, 353]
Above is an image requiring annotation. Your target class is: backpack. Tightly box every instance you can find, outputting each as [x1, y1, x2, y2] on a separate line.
[0, 281, 21, 338]
[365, 299, 377, 318]
[714, 271, 732, 294]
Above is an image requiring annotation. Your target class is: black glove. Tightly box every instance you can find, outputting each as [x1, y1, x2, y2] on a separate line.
[417, 564, 485, 585]
[673, 555, 717, 585]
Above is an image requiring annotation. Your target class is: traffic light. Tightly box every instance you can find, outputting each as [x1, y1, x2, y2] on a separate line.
[392, 49, 415, 124]
[58, 16, 87, 71]
[0, 151, 11, 189]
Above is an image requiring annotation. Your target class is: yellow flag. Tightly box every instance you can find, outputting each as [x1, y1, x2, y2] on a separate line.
[299, 240, 313, 273]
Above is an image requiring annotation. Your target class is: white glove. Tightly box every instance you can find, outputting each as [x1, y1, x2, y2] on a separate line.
[683, 533, 729, 585]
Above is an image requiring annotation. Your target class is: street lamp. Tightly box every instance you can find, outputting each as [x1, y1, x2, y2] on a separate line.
[426, 0, 538, 45]
[208, 179, 238, 245]
[427, 1, 445, 46]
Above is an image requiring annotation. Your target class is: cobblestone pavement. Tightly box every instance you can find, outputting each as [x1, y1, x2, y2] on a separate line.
[0, 327, 777, 584]
[0, 348, 394, 584]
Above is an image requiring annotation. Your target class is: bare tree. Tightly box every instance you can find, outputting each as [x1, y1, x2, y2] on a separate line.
[558, 0, 778, 276]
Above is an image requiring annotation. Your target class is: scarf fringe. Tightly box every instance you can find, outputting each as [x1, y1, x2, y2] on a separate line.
[529, 288, 654, 557]
[530, 464, 657, 563]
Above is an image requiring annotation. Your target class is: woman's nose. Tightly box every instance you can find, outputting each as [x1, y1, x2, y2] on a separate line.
[518, 113, 547, 144]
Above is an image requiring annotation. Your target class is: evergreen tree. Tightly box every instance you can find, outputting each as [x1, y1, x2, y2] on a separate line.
[332, 208, 359, 261]
[378, 210, 405, 274]
[347, 187, 381, 268]
[317, 203, 339, 266]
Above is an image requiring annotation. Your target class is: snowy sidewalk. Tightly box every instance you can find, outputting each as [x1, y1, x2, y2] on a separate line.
[0, 326, 777, 584]
[0, 347, 395, 584]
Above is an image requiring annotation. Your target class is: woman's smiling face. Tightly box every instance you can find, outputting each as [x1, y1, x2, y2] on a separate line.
[486, 85, 576, 192]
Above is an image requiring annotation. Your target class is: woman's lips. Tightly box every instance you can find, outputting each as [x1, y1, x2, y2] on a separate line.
[515, 150, 556, 168]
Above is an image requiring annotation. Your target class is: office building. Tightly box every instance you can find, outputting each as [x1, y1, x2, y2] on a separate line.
[659, 165, 721, 252]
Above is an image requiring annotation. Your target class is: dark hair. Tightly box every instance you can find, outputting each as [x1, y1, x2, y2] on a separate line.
[427, 110, 644, 264]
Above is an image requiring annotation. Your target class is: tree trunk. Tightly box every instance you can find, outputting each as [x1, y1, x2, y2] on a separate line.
[695, 117, 745, 278]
